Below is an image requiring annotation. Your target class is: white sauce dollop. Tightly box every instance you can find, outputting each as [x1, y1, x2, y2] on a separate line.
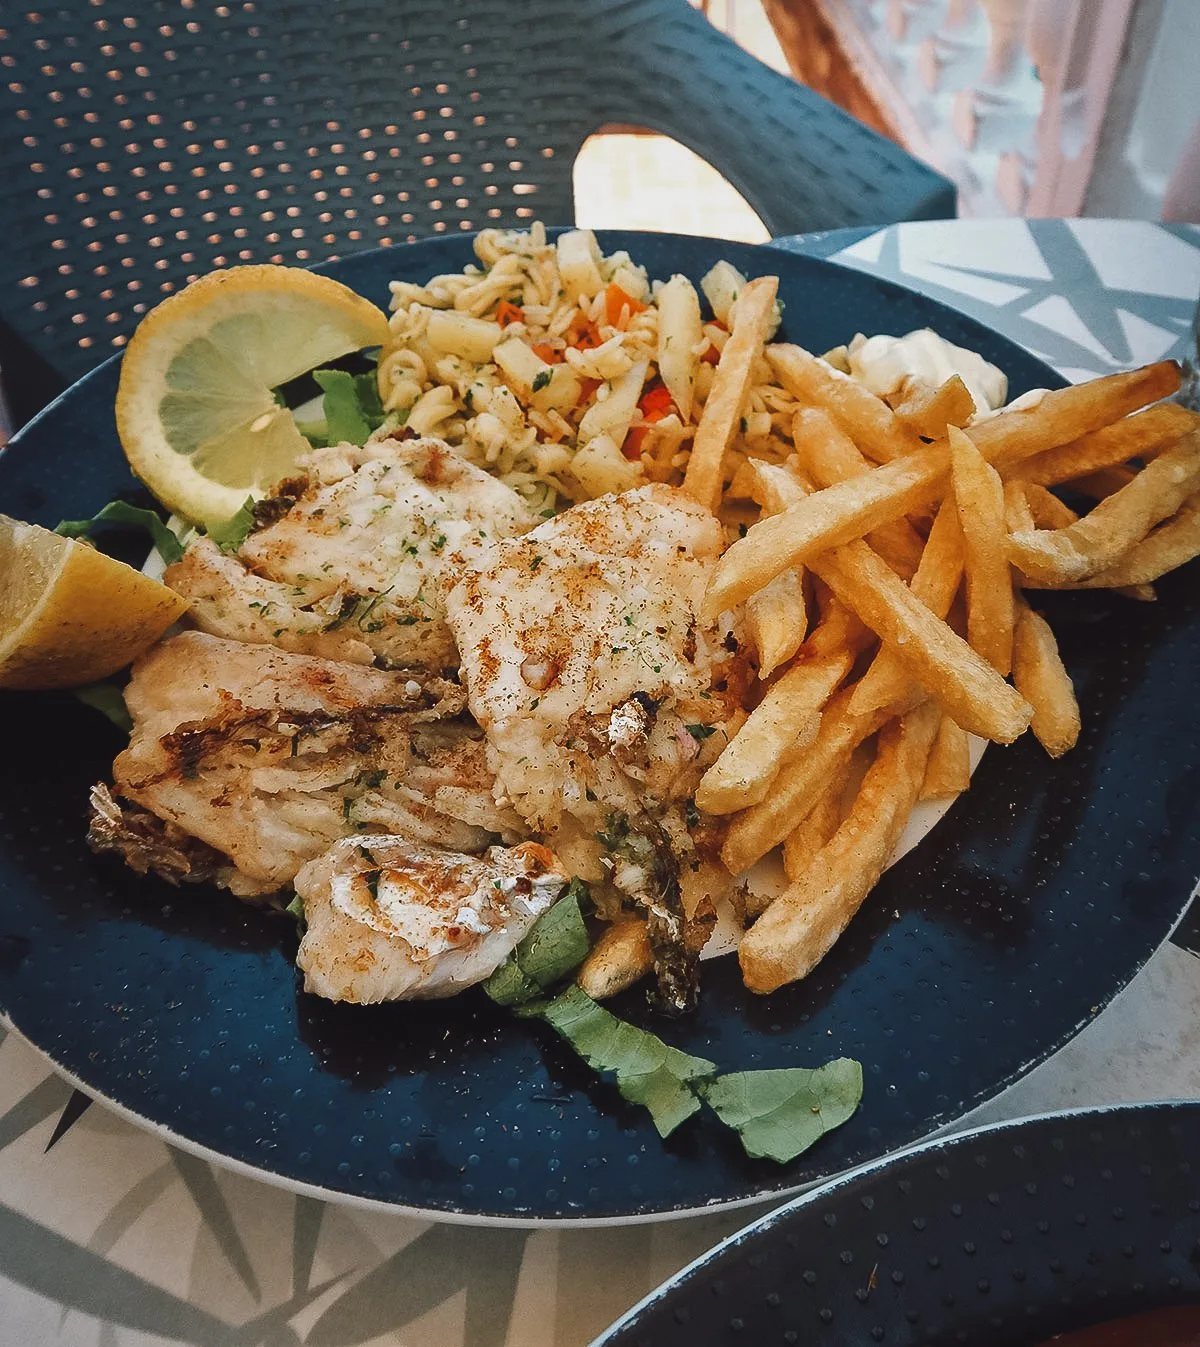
[847, 328, 1009, 415]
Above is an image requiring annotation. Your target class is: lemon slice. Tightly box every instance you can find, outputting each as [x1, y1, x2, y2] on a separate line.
[0, 514, 189, 689]
[116, 265, 390, 526]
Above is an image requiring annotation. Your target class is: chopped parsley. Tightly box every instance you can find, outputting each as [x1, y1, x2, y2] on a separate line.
[531, 369, 552, 393]
[685, 724, 716, 741]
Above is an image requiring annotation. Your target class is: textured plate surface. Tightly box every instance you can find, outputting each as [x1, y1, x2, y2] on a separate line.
[594, 1102, 1200, 1345]
[0, 232, 1196, 1223]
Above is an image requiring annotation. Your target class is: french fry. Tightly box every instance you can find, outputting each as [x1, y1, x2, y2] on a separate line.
[791, 406, 926, 578]
[846, 498, 964, 718]
[720, 686, 905, 876]
[950, 425, 1014, 674]
[968, 361, 1180, 470]
[790, 405, 874, 484]
[782, 765, 849, 882]
[697, 647, 854, 814]
[804, 592, 872, 657]
[919, 714, 972, 799]
[682, 275, 778, 511]
[1015, 401, 1197, 487]
[1062, 466, 1137, 500]
[1003, 479, 1037, 535]
[735, 458, 811, 677]
[1022, 482, 1078, 529]
[812, 540, 1031, 742]
[703, 443, 947, 617]
[1015, 484, 1153, 599]
[746, 566, 807, 679]
[1011, 599, 1080, 758]
[892, 374, 976, 438]
[1008, 431, 1200, 583]
[738, 456, 810, 514]
[1024, 491, 1200, 590]
[739, 700, 941, 993]
[766, 344, 926, 462]
[576, 920, 653, 1000]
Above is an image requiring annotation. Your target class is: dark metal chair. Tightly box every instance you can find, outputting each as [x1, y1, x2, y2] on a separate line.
[0, 0, 955, 423]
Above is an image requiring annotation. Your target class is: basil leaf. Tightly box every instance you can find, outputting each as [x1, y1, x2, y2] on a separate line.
[483, 887, 589, 1007]
[536, 985, 716, 1137]
[313, 368, 386, 447]
[206, 497, 257, 553]
[55, 501, 184, 565]
[72, 681, 132, 732]
[700, 1059, 863, 1163]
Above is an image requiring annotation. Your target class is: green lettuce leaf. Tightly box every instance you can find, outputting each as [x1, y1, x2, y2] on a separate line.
[536, 985, 716, 1137]
[206, 497, 257, 554]
[483, 887, 590, 1007]
[312, 369, 387, 447]
[72, 680, 132, 732]
[285, 894, 307, 935]
[55, 501, 184, 565]
[483, 897, 863, 1158]
[700, 1060, 863, 1163]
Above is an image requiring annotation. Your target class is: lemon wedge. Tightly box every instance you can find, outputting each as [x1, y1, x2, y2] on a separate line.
[0, 515, 189, 689]
[115, 265, 389, 526]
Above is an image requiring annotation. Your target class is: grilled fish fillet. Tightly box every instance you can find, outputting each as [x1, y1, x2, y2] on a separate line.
[100, 631, 520, 896]
[444, 485, 743, 840]
[444, 484, 746, 1011]
[165, 435, 537, 670]
[294, 836, 566, 1002]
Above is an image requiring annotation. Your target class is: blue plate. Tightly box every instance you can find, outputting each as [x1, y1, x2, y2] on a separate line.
[0, 232, 1195, 1223]
[594, 1101, 1200, 1345]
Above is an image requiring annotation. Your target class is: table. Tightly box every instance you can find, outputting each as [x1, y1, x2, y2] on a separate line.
[1, 218, 1197, 1347]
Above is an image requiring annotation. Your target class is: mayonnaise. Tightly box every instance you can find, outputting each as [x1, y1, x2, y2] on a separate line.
[846, 328, 1009, 415]
[968, 385, 1050, 423]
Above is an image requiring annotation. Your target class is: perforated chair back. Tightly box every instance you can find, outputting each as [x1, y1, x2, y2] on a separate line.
[0, 0, 955, 414]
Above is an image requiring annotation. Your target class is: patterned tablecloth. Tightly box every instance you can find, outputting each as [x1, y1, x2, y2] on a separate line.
[2, 219, 1198, 1347]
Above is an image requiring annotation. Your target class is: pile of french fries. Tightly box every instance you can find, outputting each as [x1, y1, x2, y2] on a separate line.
[676, 280, 1199, 996]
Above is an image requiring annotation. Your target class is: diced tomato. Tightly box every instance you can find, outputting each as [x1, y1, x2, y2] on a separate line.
[638, 381, 676, 421]
[604, 282, 647, 328]
[700, 341, 721, 366]
[530, 342, 561, 363]
[623, 425, 650, 459]
[575, 376, 603, 407]
[496, 300, 524, 328]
